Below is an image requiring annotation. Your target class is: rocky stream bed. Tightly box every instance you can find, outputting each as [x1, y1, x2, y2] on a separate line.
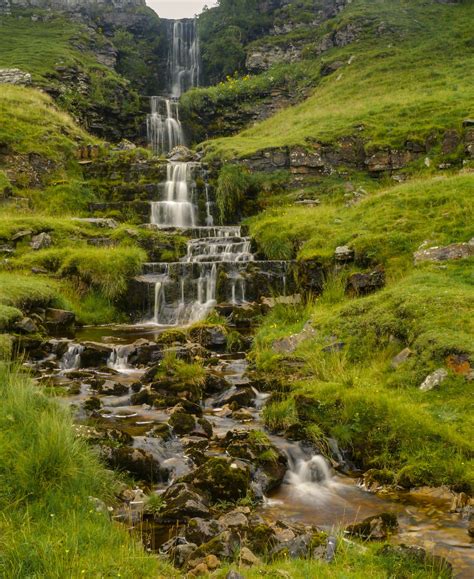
[24, 321, 473, 577]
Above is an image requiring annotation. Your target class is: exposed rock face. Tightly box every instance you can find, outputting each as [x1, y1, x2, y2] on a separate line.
[246, 43, 303, 73]
[0, 68, 32, 85]
[414, 240, 474, 264]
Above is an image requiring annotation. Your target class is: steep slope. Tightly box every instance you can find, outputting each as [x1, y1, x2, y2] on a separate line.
[184, 0, 473, 160]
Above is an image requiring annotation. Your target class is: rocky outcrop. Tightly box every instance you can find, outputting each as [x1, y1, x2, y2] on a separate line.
[0, 0, 145, 10]
[0, 68, 32, 85]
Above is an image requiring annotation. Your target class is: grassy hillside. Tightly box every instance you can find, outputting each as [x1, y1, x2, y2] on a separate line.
[0, 10, 143, 140]
[249, 172, 474, 490]
[197, 0, 474, 158]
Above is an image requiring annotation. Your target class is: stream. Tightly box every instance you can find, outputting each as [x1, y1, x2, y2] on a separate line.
[29, 324, 473, 577]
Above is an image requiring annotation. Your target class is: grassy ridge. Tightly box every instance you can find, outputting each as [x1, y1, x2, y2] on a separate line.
[0, 364, 170, 577]
[200, 0, 474, 159]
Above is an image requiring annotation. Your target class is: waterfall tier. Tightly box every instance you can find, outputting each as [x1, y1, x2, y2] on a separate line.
[147, 97, 184, 156]
[169, 19, 200, 98]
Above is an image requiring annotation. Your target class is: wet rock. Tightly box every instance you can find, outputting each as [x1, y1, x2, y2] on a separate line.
[203, 371, 229, 394]
[185, 518, 223, 546]
[104, 446, 169, 483]
[150, 423, 172, 441]
[73, 424, 133, 446]
[232, 408, 254, 421]
[168, 146, 195, 162]
[194, 417, 213, 438]
[414, 240, 474, 264]
[83, 396, 102, 412]
[130, 386, 158, 406]
[347, 268, 385, 295]
[95, 380, 129, 396]
[81, 342, 113, 367]
[224, 430, 288, 494]
[159, 483, 210, 522]
[14, 317, 38, 334]
[169, 406, 197, 435]
[377, 545, 452, 575]
[345, 513, 398, 540]
[30, 232, 52, 250]
[391, 347, 414, 368]
[188, 324, 227, 350]
[45, 308, 75, 331]
[181, 457, 250, 503]
[419, 368, 448, 392]
[213, 387, 254, 409]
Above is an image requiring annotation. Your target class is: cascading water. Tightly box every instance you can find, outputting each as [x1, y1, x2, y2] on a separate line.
[147, 19, 200, 155]
[169, 19, 200, 98]
[147, 97, 184, 156]
[151, 162, 197, 228]
[108, 346, 132, 373]
[60, 343, 84, 371]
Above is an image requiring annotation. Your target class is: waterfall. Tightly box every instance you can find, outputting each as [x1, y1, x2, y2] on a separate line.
[60, 344, 84, 371]
[147, 226, 259, 326]
[147, 19, 200, 154]
[107, 346, 132, 373]
[169, 19, 200, 98]
[146, 97, 184, 156]
[151, 162, 197, 228]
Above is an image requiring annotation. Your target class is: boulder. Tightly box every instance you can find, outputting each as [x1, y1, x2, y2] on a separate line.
[224, 431, 288, 494]
[188, 325, 227, 350]
[218, 510, 249, 531]
[160, 536, 197, 568]
[181, 457, 251, 503]
[334, 245, 355, 263]
[159, 483, 210, 522]
[185, 518, 223, 546]
[391, 348, 414, 368]
[14, 317, 38, 334]
[104, 446, 169, 483]
[81, 342, 113, 367]
[169, 407, 197, 435]
[347, 269, 385, 295]
[272, 321, 316, 354]
[345, 513, 398, 540]
[414, 240, 474, 264]
[419, 368, 448, 392]
[45, 308, 75, 331]
[30, 232, 52, 250]
[72, 217, 118, 229]
[190, 530, 241, 561]
[240, 546, 261, 566]
[95, 380, 129, 396]
[213, 387, 254, 409]
[0, 68, 32, 85]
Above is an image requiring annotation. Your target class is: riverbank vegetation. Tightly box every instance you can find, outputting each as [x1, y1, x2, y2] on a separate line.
[0, 364, 168, 577]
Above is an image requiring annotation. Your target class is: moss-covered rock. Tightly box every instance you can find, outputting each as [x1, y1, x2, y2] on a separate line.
[181, 457, 250, 503]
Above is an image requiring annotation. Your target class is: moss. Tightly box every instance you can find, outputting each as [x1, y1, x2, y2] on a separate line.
[168, 411, 196, 435]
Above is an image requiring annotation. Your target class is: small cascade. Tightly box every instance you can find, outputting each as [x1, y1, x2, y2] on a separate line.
[147, 97, 184, 156]
[151, 162, 198, 228]
[108, 346, 132, 373]
[60, 344, 84, 371]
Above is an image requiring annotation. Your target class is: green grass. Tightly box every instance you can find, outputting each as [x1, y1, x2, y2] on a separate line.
[0, 363, 172, 577]
[248, 173, 474, 269]
[200, 0, 474, 159]
[217, 538, 452, 578]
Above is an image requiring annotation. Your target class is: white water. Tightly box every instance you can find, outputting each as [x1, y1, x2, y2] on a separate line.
[170, 19, 200, 98]
[60, 343, 84, 371]
[107, 346, 132, 373]
[151, 162, 197, 228]
[147, 19, 200, 155]
[146, 97, 184, 156]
